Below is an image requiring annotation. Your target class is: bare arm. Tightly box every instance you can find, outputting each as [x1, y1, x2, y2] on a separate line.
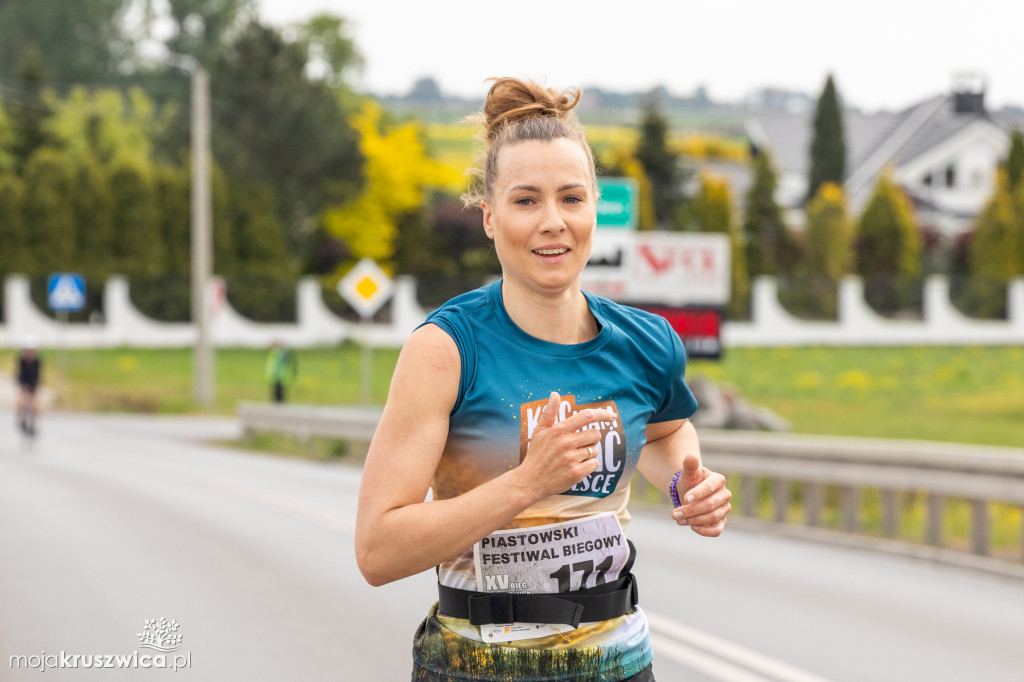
[637, 419, 731, 537]
[354, 324, 615, 586]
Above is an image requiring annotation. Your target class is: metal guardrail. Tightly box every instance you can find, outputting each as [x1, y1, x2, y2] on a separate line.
[237, 403, 1024, 567]
[698, 430, 1024, 564]
[237, 402, 383, 442]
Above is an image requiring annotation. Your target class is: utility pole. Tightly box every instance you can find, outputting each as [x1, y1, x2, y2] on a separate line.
[191, 65, 214, 406]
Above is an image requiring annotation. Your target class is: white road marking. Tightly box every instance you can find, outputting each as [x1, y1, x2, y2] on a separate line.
[649, 632, 772, 682]
[647, 610, 833, 682]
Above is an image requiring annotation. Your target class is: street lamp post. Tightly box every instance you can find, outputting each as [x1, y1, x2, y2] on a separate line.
[190, 65, 214, 407]
[140, 44, 215, 407]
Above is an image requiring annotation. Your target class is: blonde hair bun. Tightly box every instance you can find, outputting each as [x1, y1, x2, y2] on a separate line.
[461, 76, 595, 207]
[481, 77, 582, 142]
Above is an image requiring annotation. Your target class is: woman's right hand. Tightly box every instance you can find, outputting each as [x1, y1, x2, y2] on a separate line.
[514, 391, 617, 499]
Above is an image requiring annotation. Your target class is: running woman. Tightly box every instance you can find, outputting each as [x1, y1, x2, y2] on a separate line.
[356, 78, 732, 682]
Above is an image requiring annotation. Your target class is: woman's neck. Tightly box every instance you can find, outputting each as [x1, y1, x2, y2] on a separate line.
[500, 278, 599, 345]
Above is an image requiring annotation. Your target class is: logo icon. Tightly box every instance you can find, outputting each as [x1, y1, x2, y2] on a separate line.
[136, 618, 183, 652]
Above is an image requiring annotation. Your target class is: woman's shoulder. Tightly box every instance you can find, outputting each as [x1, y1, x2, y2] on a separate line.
[586, 292, 677, 339]
[424, 281, 495, 325]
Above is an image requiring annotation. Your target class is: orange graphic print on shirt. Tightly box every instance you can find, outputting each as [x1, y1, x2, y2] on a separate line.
[519, 394, 627, 498]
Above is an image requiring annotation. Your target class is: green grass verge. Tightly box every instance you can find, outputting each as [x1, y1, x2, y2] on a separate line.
[221, 431, 366, 464]
[3, 344, 1023, 448]
[0, 344, 400, 415]
[690, 345, 1024, 448]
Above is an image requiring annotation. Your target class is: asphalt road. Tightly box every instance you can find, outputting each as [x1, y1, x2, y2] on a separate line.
[1, 412, 1023, 681]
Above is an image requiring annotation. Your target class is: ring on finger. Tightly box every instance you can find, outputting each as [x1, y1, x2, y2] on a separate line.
[584, 445, 595, 461]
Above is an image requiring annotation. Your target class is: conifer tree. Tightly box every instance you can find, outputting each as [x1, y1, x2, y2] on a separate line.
[798, 182, 854, 317]
[72, 157, 114, 280]
[231, 181, 289, 278]
[0, 173, 28, 274]
[691, 173, 733, 234]
[0, 96, 15, 172]
[8, 45, 53, 172]
[1014, 173, 1024, 273]
[965, 173, 1020, 317]
[154, 165, 192, 277]
[856, 172, 922, 312]
[806, 182, 855, 281]
[692, 173, 749, 319]
[635, 95, 684, 228]
[1006, 129, 1024, 191]
[109, 159, 162, 278]
[225, 180, 294, 321]
[807, 74, 846, 203]
[212, 163, 234, 278]
[743, 151, 797, 275]
[970, 173, 1021, 281]
[22, 148, 76, 274]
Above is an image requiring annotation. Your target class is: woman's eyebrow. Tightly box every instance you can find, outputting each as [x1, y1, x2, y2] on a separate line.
[506, 183, 587, 193]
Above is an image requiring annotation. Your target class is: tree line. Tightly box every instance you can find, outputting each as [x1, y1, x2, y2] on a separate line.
[0, 1, 501, 321]
[617, 74, 1024, 320]
[1, 3, 1021, 324]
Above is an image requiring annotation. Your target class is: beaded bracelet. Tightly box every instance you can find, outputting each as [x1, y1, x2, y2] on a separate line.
[669, 469, 684, 508]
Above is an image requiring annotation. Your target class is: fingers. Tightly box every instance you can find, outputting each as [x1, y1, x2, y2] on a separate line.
[672, 469, 732, 536]
[537, 391, 560, 430]
[674, 488, 732, 527]
[577, 444, 594, 462]
[534, 392, 615, 429]
[516, 392, 609, 498]
[689, 517, 728, 537]
[558, 404, 618, 434]
[681, 453, 702, 479]
[679, 468, 725, 508]
[676, 453, 706, 491]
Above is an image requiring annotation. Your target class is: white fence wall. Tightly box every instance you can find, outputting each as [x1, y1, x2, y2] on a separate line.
[724, 275, 1024, 347]
[0, 274, 428, 350]
[1, 273, 1022, 349]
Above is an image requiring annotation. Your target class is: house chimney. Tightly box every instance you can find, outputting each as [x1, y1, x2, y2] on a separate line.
[952, 72, 986, 114]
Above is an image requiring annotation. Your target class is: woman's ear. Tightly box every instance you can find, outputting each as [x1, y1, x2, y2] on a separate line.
[481, 201, 495, 240]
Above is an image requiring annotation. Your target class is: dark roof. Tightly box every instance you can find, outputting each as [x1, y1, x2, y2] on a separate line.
[992, 108, 1024, 132]
[746, 109, 899, 179]
[747, 93, 1013, 207]
[844, 96, 959, 202]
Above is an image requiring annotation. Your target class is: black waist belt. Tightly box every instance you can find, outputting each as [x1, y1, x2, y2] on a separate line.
[437, 571, 639, 629]
[438, 537, 640, 629]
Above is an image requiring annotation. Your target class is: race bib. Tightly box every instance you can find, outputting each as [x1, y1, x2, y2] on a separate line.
[472, 513, 629, 642]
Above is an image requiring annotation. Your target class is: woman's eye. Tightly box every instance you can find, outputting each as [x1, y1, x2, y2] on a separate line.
[514, 197, 534, 206]
[564, 195, 584, 204]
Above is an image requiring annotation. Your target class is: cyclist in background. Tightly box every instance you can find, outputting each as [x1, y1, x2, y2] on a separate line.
[15, 335, 41, 437]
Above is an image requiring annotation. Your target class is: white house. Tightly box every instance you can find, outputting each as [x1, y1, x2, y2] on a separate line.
[746, 78, 1023, 243]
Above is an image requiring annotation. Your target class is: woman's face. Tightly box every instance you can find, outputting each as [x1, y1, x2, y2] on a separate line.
[481, 138, 597, 298]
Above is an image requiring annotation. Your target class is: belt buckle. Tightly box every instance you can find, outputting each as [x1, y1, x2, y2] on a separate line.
[468, 592, 515, 625]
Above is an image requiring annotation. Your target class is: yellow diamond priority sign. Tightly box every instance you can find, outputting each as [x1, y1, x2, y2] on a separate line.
[338, 258, 394, 319]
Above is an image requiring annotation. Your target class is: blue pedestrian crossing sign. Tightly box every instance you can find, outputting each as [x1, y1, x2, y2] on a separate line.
[47, 273, 87, 312]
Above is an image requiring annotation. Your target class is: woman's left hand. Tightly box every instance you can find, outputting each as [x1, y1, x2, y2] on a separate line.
[671, 454, 731, 537]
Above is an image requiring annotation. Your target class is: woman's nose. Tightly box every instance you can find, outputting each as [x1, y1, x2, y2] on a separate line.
[538, 200, 566, 233]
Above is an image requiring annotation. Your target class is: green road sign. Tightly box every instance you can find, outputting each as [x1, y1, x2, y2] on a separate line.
[596, 177, 638, 230]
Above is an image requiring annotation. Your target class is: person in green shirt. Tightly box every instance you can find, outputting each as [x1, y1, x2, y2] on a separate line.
[265, 341, 297, 403]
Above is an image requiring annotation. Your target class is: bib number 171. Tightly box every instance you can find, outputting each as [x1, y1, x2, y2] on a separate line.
[548, 555, 613, 592]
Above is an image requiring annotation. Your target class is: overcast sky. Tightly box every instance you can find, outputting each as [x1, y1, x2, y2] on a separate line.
[256, 0, 1023, 113]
